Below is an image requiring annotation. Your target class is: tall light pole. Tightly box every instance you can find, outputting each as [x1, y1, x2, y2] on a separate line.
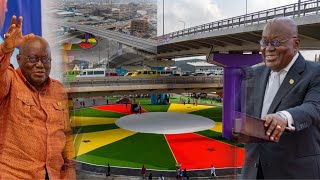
[246, 0, 248, 15]
[245, 0, 248, 25]
[298, 0, 301, 17]
[178, 20, 186, 29]
[163, 0, 164, 36]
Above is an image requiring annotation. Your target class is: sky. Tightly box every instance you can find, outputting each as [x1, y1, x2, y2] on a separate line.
[157, 0, 319, 61]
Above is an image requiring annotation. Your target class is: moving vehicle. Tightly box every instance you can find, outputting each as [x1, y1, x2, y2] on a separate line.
[76, 68, 118, 78]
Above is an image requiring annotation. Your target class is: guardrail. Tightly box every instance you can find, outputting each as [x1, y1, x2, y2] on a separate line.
[158, 0, 319, 42]
[67, 76, 223, 87]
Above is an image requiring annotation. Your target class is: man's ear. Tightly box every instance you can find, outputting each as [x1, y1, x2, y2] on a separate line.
[294, 37, 300, 50]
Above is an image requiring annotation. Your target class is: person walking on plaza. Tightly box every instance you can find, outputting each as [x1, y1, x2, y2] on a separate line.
[158, 174, 164, 180]
[210, 165, 216, 179]
[141, 165, 146, 179]
[183, 168, 189, 180]
[106, 164, 111, 177]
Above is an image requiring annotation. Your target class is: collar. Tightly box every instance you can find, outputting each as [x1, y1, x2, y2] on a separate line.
[16, 67, 52, 92]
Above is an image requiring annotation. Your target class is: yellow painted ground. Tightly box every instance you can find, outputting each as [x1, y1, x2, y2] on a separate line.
[168, 103, 213, 113]
[74, 129, 136, 156]
[82, 38, 97, 43]
[63, 43, 72, 50]
[71, 116, 117, 127]
[210, 122, 222, 133]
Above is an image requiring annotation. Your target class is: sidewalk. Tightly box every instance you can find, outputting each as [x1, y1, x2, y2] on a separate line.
[76, 170, 240, 180]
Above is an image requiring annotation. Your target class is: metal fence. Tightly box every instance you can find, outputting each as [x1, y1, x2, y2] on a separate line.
[158, 0, 319, 41]
[67, 76, 223, 87]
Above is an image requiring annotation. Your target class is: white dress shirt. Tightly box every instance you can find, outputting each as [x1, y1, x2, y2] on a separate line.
[263, 52, 299, 130]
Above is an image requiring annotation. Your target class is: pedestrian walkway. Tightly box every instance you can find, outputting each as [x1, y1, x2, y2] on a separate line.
[76, 170, 240, 179]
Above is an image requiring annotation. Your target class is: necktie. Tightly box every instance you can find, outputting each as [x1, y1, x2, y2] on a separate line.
[261, 72, 281, 118]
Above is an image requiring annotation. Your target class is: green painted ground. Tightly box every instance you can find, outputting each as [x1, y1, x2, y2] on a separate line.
[142, 104, 170, 112]
[72, 108, 125, 118]
[76, 133, 177, 170]
[196, 130, 243, 147]
[190, 107, 222, 122]
[74, 124, 119, 134]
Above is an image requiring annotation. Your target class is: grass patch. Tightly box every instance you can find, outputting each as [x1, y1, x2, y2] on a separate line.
[141, 104, 170, 112]
[74, 124, 119, 134]
[190, 107, 222, 122]
[71, 108, 125, 118]
[76, 133, 176, 170]
[196, 130, 244, 147]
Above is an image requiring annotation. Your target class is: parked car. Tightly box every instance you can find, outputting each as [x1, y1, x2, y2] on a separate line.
[195, 73, 207, 76]
[106, 72, 118, 76]
[116, 97, 132, 104]
[169, 73, 181, 76]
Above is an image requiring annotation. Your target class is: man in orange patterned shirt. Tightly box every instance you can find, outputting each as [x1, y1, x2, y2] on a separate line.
[0, 16, 75, 179]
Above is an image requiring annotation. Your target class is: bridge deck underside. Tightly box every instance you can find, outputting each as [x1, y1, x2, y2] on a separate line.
[157, 16, 320, 59]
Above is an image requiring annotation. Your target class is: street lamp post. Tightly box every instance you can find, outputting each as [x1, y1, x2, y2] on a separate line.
[163, 0, 164, 36]
[246, 0, 248, 15]
[107, 41, 110, 77]
[178, 20, 186, 29]
[245, 0, 248, 25]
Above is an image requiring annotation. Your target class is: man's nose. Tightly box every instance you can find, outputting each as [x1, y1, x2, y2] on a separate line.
[35, 60, 44, 68]
[265, 43, 275, 51]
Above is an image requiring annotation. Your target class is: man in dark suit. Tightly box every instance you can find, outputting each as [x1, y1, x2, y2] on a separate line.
[241, 17, 320, 179]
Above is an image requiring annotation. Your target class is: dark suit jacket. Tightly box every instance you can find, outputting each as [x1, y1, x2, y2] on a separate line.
[241, 53, 320, 179]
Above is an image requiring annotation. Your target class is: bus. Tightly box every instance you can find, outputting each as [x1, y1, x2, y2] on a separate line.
[75, 68, 118, 78]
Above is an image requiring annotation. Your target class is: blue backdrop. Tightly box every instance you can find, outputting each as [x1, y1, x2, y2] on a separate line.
[0, 0, 41, 67]
[0, 0, 42, 37]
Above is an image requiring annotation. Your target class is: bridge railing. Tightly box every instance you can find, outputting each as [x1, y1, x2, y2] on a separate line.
[158, 0, 319, 42]
[67, 76, 223, 87]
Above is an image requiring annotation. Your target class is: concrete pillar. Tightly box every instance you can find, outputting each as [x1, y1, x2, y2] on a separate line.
[210, 53, 261, 140]
[85, 32, 89, 43]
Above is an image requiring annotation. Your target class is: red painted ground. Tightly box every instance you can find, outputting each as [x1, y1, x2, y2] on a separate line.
[78, 42, 94, 49]
[165, 133, 244, 170]
[93, 104, 147, 114]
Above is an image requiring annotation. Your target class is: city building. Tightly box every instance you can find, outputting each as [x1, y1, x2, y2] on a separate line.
[130, 19, 148, 34]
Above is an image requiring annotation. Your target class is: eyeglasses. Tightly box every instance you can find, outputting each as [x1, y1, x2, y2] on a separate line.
[18, 54, 51, 64]
[259, 37, 297, 47]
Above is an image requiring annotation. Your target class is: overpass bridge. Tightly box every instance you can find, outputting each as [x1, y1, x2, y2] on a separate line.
[56, 0, 320, 64]
[157, 0, 320, 59]
[54, 21, 157, 54]
[66, 76, 223, 98]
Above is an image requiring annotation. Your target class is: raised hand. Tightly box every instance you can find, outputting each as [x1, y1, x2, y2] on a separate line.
[1, 15, 35, 54]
